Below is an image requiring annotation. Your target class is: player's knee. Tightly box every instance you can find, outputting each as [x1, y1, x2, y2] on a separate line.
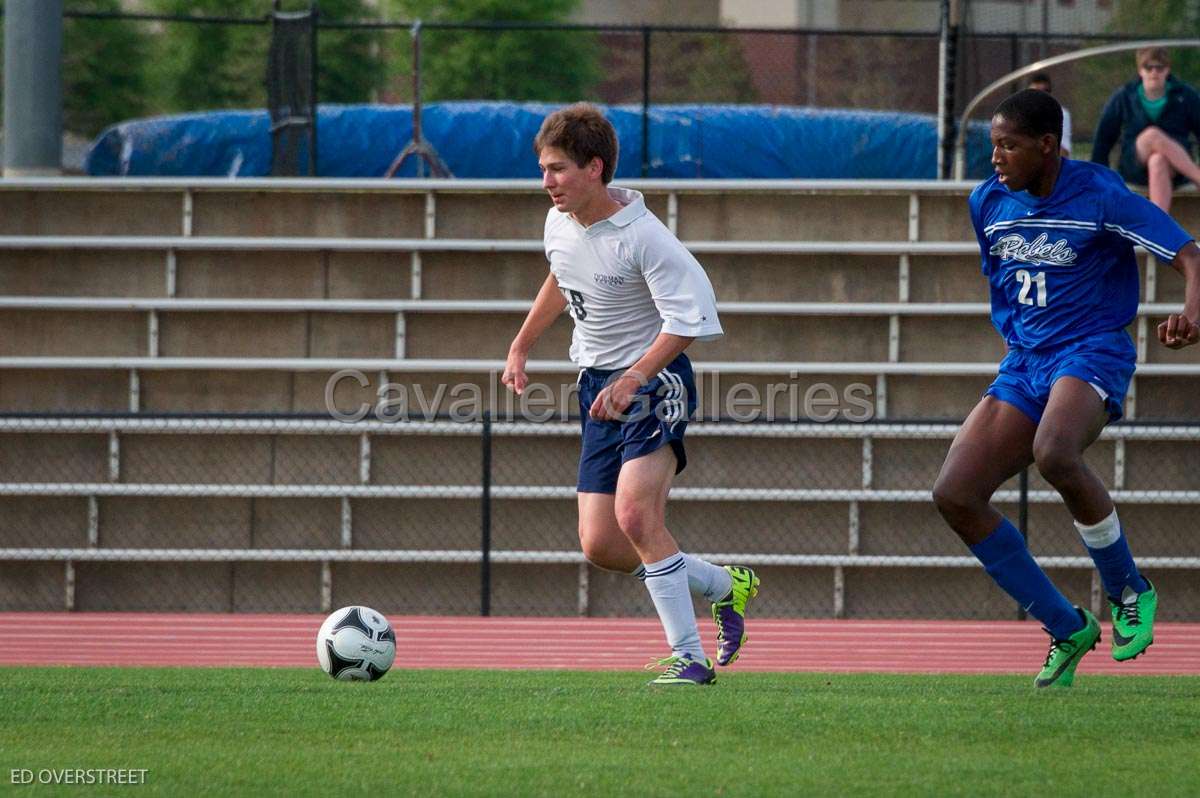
[1032, 440, 1080, 486]
[578, 531, 620, 571]
[932, 475, 979, 523]
[577, 528, 604, 566]
[613, 500, 653, 545]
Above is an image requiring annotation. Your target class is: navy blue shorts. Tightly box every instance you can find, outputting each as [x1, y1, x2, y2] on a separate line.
[985, 330, 1136, 424]
[576, 353, 697, 494]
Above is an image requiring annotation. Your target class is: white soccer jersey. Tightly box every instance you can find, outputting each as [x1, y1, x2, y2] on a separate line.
[543, 186, 723, 369]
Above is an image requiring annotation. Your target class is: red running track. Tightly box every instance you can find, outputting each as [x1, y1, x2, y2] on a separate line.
[1, 614, 1198, 675]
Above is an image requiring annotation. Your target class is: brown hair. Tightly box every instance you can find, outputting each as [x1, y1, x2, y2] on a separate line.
[1137, 47, 1170, 69]
[533, 103, 618, 184]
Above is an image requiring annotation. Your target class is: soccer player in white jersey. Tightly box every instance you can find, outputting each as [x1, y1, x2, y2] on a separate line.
[502, 103, 759, 685]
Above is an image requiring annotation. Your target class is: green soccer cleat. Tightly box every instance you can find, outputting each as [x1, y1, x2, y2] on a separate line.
[645, 654, 716, 686]
[1110, 579, 1157, 662]
[1035, 607, 1100, 688]
[712, 566, 759, 666]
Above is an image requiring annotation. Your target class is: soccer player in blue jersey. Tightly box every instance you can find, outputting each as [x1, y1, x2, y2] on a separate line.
[933, 89, 1200, 688]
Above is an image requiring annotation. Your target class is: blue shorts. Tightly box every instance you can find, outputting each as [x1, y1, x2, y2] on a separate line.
[985, 330, 1136, 424]
[576, 353, 697, 494]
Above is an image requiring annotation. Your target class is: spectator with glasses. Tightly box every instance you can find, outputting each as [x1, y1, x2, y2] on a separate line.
[1092, 47, 1200, 211]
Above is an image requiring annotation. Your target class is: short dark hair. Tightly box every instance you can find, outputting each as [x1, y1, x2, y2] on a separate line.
[1027, 72, 1052, 91]
[533, 103, 619, 184]
[993, 89, 1063, 145]
[1137, 46, 1170, 69]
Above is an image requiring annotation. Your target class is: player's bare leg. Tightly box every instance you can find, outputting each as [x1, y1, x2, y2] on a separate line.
[933, 397, 1036, 545]
[614, 445, 677, 562]
[616, 446, 714, 684]
[1032, 377, 1110, 523]
[577, 492, 640, 573]
[1039, 376, 1156, 660]
[935, 396, 1096, 686]
[581, 464, 751, 668]
[578, 490, 733, 592]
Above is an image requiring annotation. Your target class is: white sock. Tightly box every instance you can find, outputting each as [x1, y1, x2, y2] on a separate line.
[681, 553, 732, 601]
[1075, 509, 1121, 548]
[633, 556, 731, 603]
[642, 554, 705, 660]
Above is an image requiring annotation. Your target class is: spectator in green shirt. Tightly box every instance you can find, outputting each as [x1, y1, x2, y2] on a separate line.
[1092, 46, 1200, 211]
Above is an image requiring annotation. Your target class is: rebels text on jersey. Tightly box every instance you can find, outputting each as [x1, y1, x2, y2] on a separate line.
[969, 158, 1193, 351]
[544, 186, 723, 369]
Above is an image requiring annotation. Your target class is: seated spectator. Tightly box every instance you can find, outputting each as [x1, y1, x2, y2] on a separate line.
[1092, 46, 1200, 212]
[1027, 72, 1072, 157]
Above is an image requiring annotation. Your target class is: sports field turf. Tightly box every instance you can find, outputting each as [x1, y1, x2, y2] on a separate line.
[3, 667, 1198, 796]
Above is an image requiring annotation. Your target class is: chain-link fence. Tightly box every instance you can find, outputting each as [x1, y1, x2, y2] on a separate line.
[21, 5, 1177, 176]
[3, 414, 1198, 620]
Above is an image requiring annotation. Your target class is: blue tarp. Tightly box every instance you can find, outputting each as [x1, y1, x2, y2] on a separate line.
[86, 102, 994, 180]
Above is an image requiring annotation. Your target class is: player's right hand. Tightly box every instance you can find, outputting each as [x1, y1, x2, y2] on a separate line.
[1158, 313, 1200, 349]
[502, 349, 529, 395]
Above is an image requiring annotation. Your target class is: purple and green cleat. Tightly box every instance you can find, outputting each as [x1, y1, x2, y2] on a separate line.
[645, 653, 716, 686]
[712, 565, 759, 666]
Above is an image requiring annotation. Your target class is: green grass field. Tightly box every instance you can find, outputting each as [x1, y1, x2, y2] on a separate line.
[3, 667, 1198, 796]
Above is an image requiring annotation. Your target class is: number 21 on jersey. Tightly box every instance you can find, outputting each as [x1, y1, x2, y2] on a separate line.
[1015, 269, 1047, 307]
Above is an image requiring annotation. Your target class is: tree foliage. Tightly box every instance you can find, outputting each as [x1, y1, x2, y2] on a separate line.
[278, 0, 386, 104]
[64, 0, 154, 135]
[1105, 0, 1200, 81]
[1075, 0, 1200, 147]
[147, 0, 271, 111]
[1, 0, 153, 137]
[648, 31, 757, 104]
[385, 0, 599, 102]
[147, 0, 385, 112]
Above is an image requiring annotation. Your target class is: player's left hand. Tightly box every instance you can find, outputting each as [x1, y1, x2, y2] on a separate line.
[1158, 313, 1200, 349]
[589, 372, 643, 421]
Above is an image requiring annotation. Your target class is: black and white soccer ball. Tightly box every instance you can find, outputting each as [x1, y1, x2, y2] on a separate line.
[315, 605, 396, 681]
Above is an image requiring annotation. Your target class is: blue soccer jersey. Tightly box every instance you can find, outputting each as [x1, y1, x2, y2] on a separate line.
[969, 159, 1194, 351]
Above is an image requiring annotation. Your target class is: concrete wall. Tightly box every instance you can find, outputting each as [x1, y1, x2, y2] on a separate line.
[0, 190, 182, 235]
[4, 184, 1195, 244]
[4, 366, 1198, 421]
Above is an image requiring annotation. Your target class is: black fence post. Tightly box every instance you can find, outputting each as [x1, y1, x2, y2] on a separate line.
[641, 26, 651, 178]
[413, 20, 424, 178]
[310, 1, 319, 177]
[266, 1, 318, 176]
[1017, 466, 1030, 620]
[480, 410, 492, 617]
[937, 0, 959, 179]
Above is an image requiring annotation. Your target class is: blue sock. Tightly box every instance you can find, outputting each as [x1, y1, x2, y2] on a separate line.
[969, 518, 1082, 640]
[1077, 510, 1148, 599]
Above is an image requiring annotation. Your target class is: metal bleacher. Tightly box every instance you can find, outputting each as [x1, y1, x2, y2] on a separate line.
[2, 178, 1198, 619]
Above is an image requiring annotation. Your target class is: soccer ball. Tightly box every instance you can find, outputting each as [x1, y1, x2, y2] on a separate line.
[315, 605, 396, 681]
